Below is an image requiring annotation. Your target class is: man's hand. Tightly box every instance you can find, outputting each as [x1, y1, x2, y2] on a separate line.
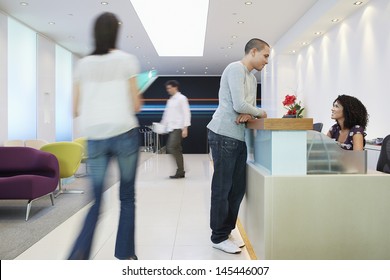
[261, 111, 267, 118]
[235, 114, 253, 124]
[182, 127, 188, 138]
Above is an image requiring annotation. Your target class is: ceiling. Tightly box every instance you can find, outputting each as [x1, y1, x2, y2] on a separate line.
[0, 0, 369, 75]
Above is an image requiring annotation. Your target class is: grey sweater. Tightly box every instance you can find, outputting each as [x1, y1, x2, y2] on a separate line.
[207, 61, 265, 141]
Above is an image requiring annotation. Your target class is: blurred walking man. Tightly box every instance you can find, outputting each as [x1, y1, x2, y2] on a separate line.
[161, 80, 191, 179]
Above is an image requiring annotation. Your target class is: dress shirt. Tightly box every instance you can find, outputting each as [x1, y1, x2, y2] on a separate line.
[161, 92, 191, 132]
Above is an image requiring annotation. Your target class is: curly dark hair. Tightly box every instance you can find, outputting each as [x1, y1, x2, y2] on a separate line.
[333, 94, 369, 130]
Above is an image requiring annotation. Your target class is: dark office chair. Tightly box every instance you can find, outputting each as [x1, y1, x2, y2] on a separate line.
[376, 135, 390, 173]
[313, 123, 323, 132]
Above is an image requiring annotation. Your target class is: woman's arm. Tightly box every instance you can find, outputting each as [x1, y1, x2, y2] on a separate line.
[352, 133, 364, 151]
[129, 77, 142, 113]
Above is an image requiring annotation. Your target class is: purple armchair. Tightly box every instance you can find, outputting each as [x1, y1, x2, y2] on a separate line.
[0, 147, 60, 221]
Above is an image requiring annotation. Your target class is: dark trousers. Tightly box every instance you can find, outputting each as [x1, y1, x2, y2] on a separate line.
[208, 129, 247, 244]
[167, 129, 184, 175]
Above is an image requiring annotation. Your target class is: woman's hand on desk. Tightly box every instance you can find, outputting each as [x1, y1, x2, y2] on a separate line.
[235, 114, 253, 124]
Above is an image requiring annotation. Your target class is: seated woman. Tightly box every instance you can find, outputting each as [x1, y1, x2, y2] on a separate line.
[327, 95, 368, 151]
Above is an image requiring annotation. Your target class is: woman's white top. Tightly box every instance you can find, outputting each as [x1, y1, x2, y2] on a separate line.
[75, 50, 140, 140]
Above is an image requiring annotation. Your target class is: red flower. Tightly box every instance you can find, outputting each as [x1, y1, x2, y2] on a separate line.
[287, 109, 297, 115]
[282, 95, 296, 106]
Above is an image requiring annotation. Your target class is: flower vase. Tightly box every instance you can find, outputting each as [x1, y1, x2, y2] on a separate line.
[282, 114, 297, 118]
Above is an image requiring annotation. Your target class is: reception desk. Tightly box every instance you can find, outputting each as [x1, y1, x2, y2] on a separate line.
[239, 118, 390, 259]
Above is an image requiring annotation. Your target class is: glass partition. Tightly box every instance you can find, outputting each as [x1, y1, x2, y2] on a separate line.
[307, 130, 367, 174]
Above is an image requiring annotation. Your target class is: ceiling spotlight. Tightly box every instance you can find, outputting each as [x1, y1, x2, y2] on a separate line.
[231, 35, 238, 39]
[245, 1, 253, 5]
[205, 72, 208, 74]
[353, 1, 363, 5]
[20, 2, 29, 6]
[182, 66, 185, 69]
[205, 66, 208, 69]
[48, 22, 55, 25]
[302, 42, 308, 45]
[135, 46, 140, 49]
[101, 2, 109, 5]
[331, 18, 340, 22]
[237, 21, 244, 24]
[118, 21, 122, 25]
[228, 46, 232, 49]
[314, 31, 322, 35]
[291, 50, 296, 53]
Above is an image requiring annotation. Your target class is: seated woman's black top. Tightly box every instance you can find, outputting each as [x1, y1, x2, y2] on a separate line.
[328, 124, 366, 150]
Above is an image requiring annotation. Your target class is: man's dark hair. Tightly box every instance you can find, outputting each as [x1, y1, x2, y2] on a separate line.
[165, 80, 180, 90]
[92, 12, 120, 55]
[244, 38, 270, 54]
[333, 94, 369, 130]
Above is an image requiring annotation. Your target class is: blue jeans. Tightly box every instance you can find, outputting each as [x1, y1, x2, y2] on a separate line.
[68, 128, 139, 259]
[208, 130, 247, 244]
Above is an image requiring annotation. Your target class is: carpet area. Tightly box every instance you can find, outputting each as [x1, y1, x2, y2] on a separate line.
[0, 152, 154, 260]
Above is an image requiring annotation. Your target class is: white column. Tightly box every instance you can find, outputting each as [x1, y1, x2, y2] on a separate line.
[36, 34, 56, 142]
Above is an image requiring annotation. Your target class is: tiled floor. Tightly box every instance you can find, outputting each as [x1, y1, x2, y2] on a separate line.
[16, 154, 250, 260]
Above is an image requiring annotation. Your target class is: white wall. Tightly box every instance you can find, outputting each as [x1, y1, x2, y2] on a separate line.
[55, 45, 73, 141]
[37, 34, 56, 142]
[0, 12, 8, 144]
[296, 0, 390, 138]
[0, 11, 75, 145]
[7, 17, 37, 140]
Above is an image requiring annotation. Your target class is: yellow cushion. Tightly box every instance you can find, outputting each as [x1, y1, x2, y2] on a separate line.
[73, 137, 88, 160]
[40, 142, 83, 179]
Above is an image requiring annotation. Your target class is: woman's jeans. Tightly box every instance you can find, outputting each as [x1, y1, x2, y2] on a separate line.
[68, 128, 139, 259]
[208, 129, 247, 244]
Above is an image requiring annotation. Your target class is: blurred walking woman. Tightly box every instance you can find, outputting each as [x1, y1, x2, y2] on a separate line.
[327, 94, 368, 151]
[69, 12, 141, 260]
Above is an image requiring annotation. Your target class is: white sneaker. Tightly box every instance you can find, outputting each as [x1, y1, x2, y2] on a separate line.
[212, 239, 241, 254]
[229, 233, 245, 248]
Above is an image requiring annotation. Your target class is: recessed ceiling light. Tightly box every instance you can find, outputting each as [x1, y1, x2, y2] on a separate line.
[314, 31, 322, 35]
[245, 1, 252, 5]
[118, 21, 122, 25]
[331, 18, 340, 22]
[101, 1, 109, 5]
[205, 66, 208, 69]
[48, 22, 55, 25]
[354, 1, 363, 5]
[291, 50, 296, 53]
[205, 71, 207, 74]
[237, 21, 244, 24]
[232, 35, 238, 39]
[228, 46, 232, 49]
[182, 66, 185, 69]
[183, 71, 186, 74]
[20, 2, 28, 6]
[131, 0, 208, 56]
[302, 42, 308, 45]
